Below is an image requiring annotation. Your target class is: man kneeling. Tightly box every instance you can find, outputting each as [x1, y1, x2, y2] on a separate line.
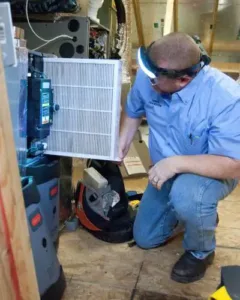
[119, 32, 240, 283]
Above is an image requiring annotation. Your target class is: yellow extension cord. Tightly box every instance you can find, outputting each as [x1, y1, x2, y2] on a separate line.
[209, 286, 232, 300]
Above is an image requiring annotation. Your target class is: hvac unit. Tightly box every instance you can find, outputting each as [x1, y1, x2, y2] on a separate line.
[44, 58, 122, 161]
[15, 17, 110, 58]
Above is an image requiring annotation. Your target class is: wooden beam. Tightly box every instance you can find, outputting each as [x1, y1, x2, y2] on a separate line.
[163, 0, 175, 36]
[173, 0, 178, 32]
[201, 12, 240, 52]
[131, 38, 240, 51]
[0, 50, 39, 300]
[211, 62, 240, 74]
[132, 0, 145, 47]
[122, 0, 133, 80]
[208, 0, 219, 56]
[203, 40, 240, 53]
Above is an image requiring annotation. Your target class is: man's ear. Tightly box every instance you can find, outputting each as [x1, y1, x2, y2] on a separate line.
[178, 75, 192, 88]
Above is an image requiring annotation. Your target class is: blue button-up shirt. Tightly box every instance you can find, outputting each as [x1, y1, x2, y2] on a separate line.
[125, 66, 240, 164]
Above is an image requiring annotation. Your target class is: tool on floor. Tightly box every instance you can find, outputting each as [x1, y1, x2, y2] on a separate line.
[129, 199, 140, 210]
[209, 266, 240, 300]
[127, 191, 143, 210]
[21, 176, 66, 299]
[64, 199, 79, 232]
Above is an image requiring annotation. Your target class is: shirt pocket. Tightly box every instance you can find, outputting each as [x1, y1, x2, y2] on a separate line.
[184, 128, 208, 155]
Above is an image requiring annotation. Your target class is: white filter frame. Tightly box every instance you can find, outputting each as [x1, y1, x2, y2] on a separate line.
[44, 58, 122, 161]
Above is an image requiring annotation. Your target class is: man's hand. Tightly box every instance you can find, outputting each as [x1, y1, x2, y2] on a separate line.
[118, 115, 142, 162]
[118, 138, 131, 162]
[149, 155, 240, 190]
[148, 157, 179, 190]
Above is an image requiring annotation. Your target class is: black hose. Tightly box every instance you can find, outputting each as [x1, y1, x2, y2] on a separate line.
[114, 0, 126, 24]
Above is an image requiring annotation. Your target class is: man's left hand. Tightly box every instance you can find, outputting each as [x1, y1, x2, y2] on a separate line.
[148, 157, 180, 190]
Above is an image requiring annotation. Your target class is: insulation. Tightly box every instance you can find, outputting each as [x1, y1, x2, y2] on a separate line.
[44, 58, 122, 161]
[121, 0, 132, 83]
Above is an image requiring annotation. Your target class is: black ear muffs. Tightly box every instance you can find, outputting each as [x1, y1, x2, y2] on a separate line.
[200, 54, 211, 66]
[192, 35, 211, 66]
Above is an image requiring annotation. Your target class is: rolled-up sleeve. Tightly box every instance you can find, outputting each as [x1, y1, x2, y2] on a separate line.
[125, 70, 145, 118]
[208, 99, 240, 160]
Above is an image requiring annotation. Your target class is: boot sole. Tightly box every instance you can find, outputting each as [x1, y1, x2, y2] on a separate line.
[170, 253, 215, 284]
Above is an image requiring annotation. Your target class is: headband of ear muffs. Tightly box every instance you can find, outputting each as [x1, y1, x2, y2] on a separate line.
[137, 35, 211, 80]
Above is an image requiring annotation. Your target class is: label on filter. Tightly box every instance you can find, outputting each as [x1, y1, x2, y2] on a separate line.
[41, 92, 50, 125]
[0, 22, 6, 44]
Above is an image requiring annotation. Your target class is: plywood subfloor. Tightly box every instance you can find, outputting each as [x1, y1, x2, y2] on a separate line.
[59, 178, 240, 300]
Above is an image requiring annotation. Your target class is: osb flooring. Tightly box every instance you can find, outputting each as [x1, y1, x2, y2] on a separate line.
[59, 175, 240, 300]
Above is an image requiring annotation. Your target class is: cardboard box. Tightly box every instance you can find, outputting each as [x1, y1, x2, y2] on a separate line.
[14, 39, 27, 48]
[120, 137, 151, 178]
[13, 26, 25, 39]
[119, 81, 151, 178]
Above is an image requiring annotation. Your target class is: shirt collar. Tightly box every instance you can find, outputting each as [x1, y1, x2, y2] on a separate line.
[174, 66, 209, 104]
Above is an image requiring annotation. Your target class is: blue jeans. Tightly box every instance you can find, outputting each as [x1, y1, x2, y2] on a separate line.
[133, 174, 238, 259]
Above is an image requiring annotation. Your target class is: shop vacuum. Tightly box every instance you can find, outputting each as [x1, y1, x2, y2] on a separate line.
[21, 176, 66, 299]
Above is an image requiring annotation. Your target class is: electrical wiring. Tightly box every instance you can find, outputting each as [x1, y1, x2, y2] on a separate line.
[25, 0, 73, 50]
[32, 40, 60, 51]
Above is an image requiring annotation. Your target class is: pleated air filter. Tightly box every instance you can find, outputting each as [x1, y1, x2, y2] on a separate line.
[44, 58, 122, 161]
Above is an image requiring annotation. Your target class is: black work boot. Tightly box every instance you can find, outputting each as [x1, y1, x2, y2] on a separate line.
[171, 251, 215, 283]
